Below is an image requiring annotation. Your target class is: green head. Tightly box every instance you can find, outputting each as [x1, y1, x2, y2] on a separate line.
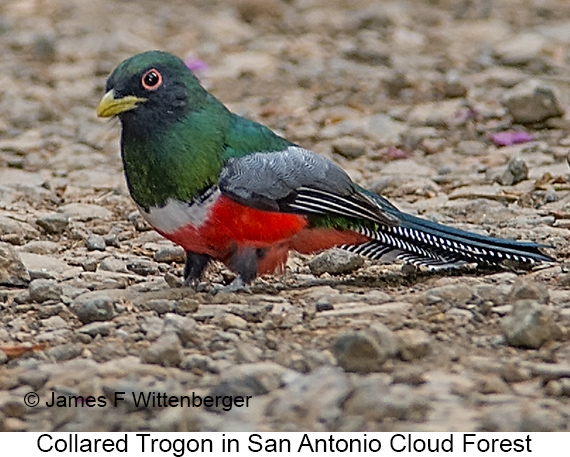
[97, 50, 212, 140]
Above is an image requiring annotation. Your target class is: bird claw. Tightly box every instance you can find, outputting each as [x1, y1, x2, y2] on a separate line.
[183, 277, 210, 293]
[183, 276, 199, 289]
[210, 277, 250, 295]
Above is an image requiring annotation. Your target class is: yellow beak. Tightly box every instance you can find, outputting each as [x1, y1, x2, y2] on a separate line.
[96, 90, 146, 117]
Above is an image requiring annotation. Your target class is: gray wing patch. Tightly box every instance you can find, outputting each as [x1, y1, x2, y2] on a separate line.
[219, 146, 399, 226]
[219, 146, 352, 208]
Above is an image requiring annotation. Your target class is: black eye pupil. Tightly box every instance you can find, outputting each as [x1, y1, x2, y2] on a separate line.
[144, 71, 159, 87]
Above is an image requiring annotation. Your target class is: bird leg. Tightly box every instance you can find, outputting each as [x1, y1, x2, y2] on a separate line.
[227, 246, 258, 284]
[183, 251, 211, 288]
[211, 246, 260, 294]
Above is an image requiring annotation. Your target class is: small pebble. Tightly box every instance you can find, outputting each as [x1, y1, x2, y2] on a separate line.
[367, 322, 398, 358]
[442, 72, 468, 98]
[141, 316, 164, 340]
[502, 300, 563, 349]
[218, 313, 248, 331]
[71, 295, 116, 323]
[163, 313, 197, 345]
[308, 248, 364, 276]
[127, 259, 157, 276]
[503, 79, 564, 124]
[99, 258, 127, 273]
[141, 332, 183, 367]
[46, 343, 83, 362]
[164, 272, 183, 288]
[497, 157, 529, 186]
[154, 245, 185, 263]
[395, 329, 432, 361]
[85, 234, 106, 251]
[316, 302, 334, 312]
[180, 354, 216, 373]
[82, 258, 98, 272]
[0, 242, 30, 286]
[18, 371, 49, 390]
[142, 299, 176, 314]
[128, 212, 152, 231]
[331, 137, 367, 159]
[331, 331, 388, 374]
[103, 233, 119, 247]
[508, 279, 549, 304]
[28, 279, 62, 303]
[36, 213, 69, 234]
[77, 322, 113, 337]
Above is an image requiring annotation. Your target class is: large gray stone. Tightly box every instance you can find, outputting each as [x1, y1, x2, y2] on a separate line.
[503, 79, 564, 124]
[502, 300, 563, 349]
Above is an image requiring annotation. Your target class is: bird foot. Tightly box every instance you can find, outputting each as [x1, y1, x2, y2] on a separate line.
[182, 277, 209, 292]
[183, 276, 199, 289]
[210, 277, 250, 295]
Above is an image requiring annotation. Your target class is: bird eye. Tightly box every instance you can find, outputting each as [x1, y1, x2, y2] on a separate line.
[141, 69, 162, 90]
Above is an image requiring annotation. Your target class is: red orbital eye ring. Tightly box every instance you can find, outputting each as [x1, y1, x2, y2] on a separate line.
[142, 69, 162, 90]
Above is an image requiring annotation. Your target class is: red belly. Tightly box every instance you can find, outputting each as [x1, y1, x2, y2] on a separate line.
[159, 195, 369, 275]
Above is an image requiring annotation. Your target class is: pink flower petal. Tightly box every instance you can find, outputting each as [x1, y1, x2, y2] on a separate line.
[184, 56, 208, 74]
[384, 146, 410, 160]
[489, 131, 533, 147]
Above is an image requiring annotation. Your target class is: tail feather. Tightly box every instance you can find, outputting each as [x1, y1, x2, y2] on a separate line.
[343, 206, 554, 269]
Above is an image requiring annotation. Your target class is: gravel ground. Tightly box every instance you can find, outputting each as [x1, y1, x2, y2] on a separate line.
[1, 0, 570, 432]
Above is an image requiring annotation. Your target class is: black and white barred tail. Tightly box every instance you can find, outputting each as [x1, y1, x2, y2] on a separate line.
[343, 209, 554, 270]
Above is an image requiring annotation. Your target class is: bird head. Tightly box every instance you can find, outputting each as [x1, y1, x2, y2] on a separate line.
[97, 51, 208, 135]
